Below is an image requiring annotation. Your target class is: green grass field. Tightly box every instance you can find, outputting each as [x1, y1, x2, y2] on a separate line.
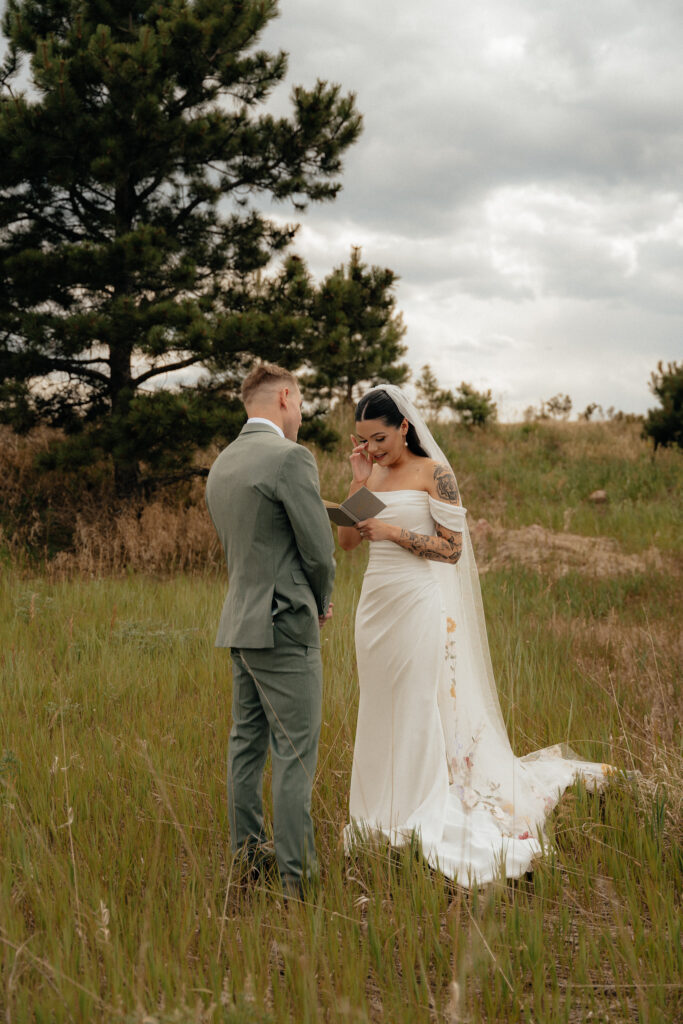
[1, 420, 681, 1022]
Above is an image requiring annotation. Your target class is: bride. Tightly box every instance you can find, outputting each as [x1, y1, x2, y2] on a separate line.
[336, 385, 611, 886]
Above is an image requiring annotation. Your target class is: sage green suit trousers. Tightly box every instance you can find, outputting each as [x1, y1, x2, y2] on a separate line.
[229, 626, 323, 881]
[206, 422, 335, 882]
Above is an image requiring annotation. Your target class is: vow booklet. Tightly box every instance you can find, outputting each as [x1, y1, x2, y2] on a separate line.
[324, 486, 386, 527]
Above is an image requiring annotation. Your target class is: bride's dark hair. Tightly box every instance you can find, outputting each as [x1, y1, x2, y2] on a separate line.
[355, 390, 429, 458]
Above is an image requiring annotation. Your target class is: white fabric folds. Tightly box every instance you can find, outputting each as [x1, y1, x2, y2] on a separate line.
[345, 386, 612, 885]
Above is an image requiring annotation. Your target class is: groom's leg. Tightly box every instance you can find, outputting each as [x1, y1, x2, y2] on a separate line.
[228, 648, 271, 855]
[237, 638, 322, 882]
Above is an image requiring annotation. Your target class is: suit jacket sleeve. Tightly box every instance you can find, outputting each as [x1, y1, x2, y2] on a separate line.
[277, 444, 336, 615]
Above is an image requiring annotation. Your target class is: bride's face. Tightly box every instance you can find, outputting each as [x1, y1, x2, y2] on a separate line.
[355, 417, 408, 466]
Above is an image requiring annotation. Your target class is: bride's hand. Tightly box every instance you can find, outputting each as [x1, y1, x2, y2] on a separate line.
[356, 518, 398, 543]
[349, 434, 373, 484]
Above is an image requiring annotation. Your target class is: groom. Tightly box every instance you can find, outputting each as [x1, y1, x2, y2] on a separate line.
[205, 363, 335, 895]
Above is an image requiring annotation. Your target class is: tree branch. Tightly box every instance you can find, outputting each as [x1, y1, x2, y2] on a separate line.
[35, 357, 110, 384]
[133, 354, 204, 386]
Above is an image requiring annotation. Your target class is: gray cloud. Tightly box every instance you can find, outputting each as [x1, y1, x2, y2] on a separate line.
[2, 1, 679, 413]
[259, 0, 683, 412]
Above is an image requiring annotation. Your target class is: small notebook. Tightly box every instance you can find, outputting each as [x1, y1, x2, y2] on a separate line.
[324, 486, 387, 527]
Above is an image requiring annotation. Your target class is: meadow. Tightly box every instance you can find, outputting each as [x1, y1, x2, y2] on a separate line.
[1, 417, 681, 1023]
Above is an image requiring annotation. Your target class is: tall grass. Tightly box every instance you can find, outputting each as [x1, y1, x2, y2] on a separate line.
[1, 556, 680, 1021]
[0, 417, 681, 1021]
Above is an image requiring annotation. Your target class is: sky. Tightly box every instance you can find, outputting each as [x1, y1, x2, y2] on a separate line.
[259, 0, 683, 417]
[2, 1, 681, 417]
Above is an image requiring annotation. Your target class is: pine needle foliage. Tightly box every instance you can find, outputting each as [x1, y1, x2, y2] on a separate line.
[415, 365, 497, 427]
[643, 360, 683, 450]
[0, 0, 362, 492]
[302, 246, 409, 405]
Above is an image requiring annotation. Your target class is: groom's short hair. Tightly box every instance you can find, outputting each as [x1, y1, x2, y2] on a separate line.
[241, 363, 298, 405]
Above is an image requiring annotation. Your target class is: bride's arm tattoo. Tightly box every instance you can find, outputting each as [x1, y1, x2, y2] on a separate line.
[396, 523, 463, 564]
[433, 465, 460, 504]
[393, 463, 463, 562]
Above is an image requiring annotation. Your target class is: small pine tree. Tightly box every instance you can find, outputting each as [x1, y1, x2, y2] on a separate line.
[643, 361, 683, 450]
[303, 247, 409, 405]
[543, 394, 573, 419]
[446, 382, 497, 428]
[415, 364, 450, 416]
[580, 403, 603, 422]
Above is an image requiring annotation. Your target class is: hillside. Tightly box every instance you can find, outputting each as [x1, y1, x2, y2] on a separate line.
[0, 416, 681, 1022]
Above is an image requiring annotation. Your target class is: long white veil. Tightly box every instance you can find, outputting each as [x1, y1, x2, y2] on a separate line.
[363, 384, 513, 753]
[361, 384, 608, 852]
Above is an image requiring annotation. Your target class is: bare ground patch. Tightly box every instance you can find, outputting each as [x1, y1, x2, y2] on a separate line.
[471, 519, 672, 578]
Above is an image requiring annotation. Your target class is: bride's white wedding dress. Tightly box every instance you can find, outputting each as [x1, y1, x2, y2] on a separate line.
[345, 390, 612, 886]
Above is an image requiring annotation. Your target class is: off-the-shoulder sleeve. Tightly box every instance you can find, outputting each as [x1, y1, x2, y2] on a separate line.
[428, 495, 467, 532]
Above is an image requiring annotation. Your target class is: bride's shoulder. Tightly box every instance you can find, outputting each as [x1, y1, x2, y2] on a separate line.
[422, 459, 461, 505]
[415, 457, 445, 482]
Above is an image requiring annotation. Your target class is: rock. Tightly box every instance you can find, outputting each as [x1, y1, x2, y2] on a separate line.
[588, 489, 608, 503]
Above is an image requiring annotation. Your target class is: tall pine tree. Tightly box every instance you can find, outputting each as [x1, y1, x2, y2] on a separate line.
[0, 0, 361, 491]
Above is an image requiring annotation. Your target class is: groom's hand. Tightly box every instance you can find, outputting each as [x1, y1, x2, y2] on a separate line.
[319, 602, 334, 628]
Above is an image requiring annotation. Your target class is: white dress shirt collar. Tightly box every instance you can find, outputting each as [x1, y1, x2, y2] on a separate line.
[247, 416, 285, 439]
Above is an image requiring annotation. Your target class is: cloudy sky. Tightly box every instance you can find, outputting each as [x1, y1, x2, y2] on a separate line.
[261, 0, 683, 417]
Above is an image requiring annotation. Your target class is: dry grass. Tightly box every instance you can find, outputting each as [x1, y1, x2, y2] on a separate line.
[1, 414, 681, 573]
[0, 425, 224, 574]
[1, 562, 680, 1023]
[0, 413, 681, 1022]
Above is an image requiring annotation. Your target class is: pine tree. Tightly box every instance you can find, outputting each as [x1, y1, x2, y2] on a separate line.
[542, 393, 573, 420]
[643, 361, 683, 450]
[303, 246, 409, 405]
[415, 364, 450, 416]
[415, 367, 497, 427]
[0, 0, 361, 492]
[448, 382, 497, 427]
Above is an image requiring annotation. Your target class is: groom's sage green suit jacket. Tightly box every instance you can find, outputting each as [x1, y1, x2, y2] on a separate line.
[205, 422, 336, 650]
